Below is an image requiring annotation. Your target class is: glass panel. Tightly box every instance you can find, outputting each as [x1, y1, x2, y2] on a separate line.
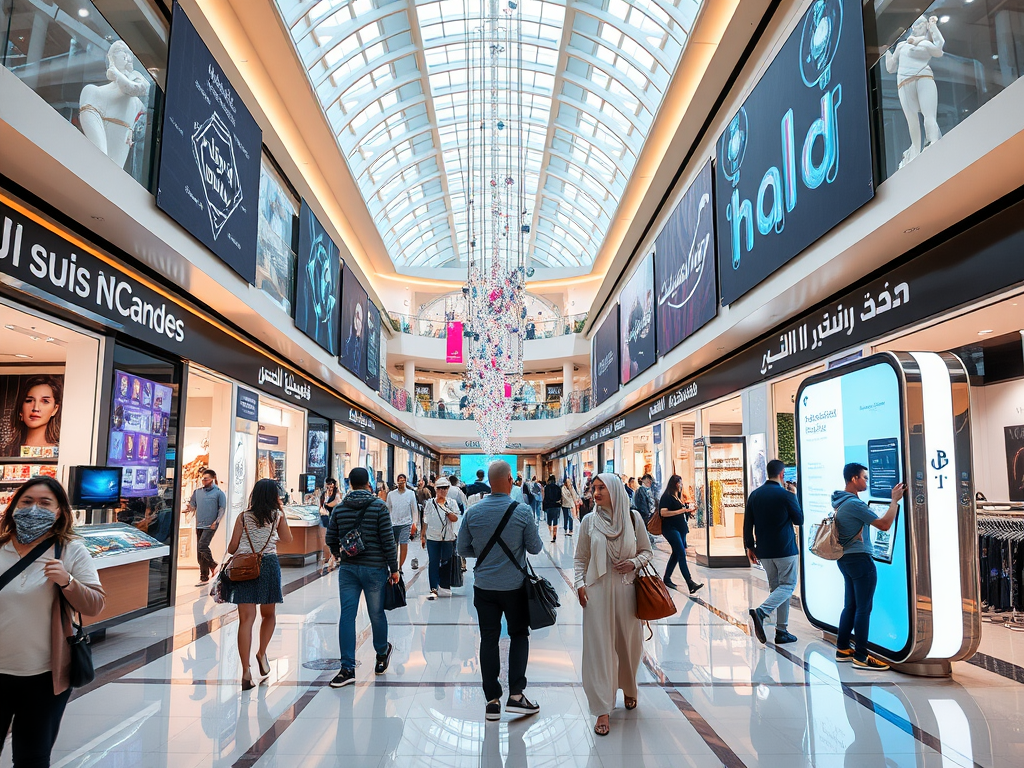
[2, 0, 168, 191]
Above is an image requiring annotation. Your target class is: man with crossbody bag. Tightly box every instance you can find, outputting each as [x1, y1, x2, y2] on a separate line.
[457, 460, 543, 721]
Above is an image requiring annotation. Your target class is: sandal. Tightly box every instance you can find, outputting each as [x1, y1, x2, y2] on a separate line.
[594, 716, 610, 736]
[624, 697, 637, 710]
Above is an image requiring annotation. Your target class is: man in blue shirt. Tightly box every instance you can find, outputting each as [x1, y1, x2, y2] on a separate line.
[744, 460, 803, 645]
[188, 468, 226, 587]
[831, 463, 903, 671]
[464, 469, 491, 500]
[458, 460, 542, 721]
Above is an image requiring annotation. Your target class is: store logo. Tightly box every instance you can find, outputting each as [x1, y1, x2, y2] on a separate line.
[348, 409, 373, 430]
[191, 111, 243, 241]
[668, 382, 698, 408]
[614, 418, 626, 431]
[931, 450, 949, 471]
[258, 366, 311, 402]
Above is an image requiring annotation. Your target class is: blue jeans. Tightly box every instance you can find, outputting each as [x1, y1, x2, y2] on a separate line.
[338, 565, 389, 670]
[837, 553, 877, 662]
[531, 498, 542, 520]
[426, 540, 455, 591]
[562, 507, 574, 532]
[662, 521, 693, 584]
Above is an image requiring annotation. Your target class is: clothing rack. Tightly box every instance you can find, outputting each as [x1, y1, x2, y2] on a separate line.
[977, 511, 1024, 631]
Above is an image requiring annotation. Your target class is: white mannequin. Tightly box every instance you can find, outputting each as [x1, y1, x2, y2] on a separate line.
[79, 41, 150, 169]
[885, 15, 944, 167]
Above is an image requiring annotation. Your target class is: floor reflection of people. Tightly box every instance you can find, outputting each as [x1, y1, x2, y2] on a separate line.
[481, 720, 529, 768]
[749, 651, 807, 760]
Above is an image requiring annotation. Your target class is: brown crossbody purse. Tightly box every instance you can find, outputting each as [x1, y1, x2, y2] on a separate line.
[224, 513, 275, 582]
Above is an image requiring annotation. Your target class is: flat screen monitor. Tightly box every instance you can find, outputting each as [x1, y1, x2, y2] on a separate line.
[299, 473, 317, 495]
[459, 454, 516, 481]
[69, 466, 124, 507]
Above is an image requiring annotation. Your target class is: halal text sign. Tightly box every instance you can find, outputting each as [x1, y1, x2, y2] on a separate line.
[715, 0, 873, 305]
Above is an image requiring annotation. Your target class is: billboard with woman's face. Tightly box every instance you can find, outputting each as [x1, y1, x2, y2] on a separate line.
[0, 374, 64, 458]
[339, 264, 368, 379]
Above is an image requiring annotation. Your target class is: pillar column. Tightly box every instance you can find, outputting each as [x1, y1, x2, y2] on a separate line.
[405, 361, 416, 397]
[562, 361, 574, 395]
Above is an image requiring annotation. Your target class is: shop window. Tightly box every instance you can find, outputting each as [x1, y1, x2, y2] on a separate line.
[871, 0, 1024, 181]
[1, 0, 168, 191]
[256, 155, 299, 315]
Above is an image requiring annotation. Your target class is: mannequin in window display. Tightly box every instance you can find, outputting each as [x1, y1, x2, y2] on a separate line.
[885, 16, 944, 168]
[79, 41, 150, 170]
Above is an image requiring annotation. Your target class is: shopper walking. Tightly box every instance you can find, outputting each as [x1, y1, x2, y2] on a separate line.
[327, 467, 400, 688]
[386, 474, 417, 571]
[832, 464, 903, 671]
[447, 474, 468, 513]
[659, 475, 703, 594]
[320, 478, 341, 573]
[188, 468, 226, 587]
[224, 479, 293, 690]
[0, 477, 106, 767]
[420, 477, 461, 600]
[457, 460, 543, 721]
[574, 473, 653, 736]
[542, 476, 562, 543]
[744, 460, 803, 645]
[632, 474, 654, 529]
[561, 477, 581, 536]
[530, 478, 543, 521]
[465, 469, 491, 502]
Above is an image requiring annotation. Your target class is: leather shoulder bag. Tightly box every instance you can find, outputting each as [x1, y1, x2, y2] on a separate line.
[224, 513, 275, 582]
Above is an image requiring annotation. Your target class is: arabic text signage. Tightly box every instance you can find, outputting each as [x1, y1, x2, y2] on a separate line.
[656, 160, 717, 356]
[157, 2, 261, 283]
[715, 0, 873, 305]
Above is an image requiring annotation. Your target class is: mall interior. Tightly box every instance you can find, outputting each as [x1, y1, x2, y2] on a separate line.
[1, 0, 1024, 764]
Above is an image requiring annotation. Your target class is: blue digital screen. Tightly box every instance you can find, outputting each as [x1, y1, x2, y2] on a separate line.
[73, 466, 123, 506]
[459, 454, 516, 481]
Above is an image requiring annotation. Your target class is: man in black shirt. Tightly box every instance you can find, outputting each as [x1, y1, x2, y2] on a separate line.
[744, 460, 803, 645]
[465, 469, 491, 499]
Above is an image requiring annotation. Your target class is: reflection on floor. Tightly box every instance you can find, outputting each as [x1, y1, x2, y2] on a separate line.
[4, 535, 1024, 768]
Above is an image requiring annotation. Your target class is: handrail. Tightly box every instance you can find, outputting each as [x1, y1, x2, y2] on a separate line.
[387, 312, 589, 338]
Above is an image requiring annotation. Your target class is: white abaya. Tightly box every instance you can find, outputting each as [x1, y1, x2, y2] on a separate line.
[574, 509, 653, 716]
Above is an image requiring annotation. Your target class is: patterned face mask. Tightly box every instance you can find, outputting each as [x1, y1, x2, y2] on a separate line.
[11, 505, 57, 544]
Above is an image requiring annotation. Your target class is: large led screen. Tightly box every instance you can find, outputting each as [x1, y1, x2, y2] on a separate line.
[460, 454, 517, 481]
[619, 254, 656, 385]
[157, 1, 261, 283]
[797, 357, 910, 657]
[339, 264, 368, 379]
[592, 307, 620, 407]
[294, 201, 340, 355]
[109, 370, 172, 498]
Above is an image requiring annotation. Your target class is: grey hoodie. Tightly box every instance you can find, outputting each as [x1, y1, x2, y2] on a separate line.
[830, 490, 874, 556]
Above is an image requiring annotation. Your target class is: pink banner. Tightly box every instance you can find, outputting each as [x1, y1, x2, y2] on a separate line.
[504, 382, 512, 398]
[446, 322, 463, 363]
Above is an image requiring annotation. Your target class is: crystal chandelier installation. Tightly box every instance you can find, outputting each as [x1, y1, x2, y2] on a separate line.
[462, 0, 528, 456]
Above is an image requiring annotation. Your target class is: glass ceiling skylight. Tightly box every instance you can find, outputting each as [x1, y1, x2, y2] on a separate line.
[276, 0, 704, 274]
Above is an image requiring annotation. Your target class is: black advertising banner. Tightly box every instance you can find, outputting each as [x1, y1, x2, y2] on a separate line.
[157, 1, 261, 284]
[655, 160, 717, 356]
[619, 254, 656, 385]
[1005, 426, 1024, 501]
[545, 384, 563, 402]
[592, 306, 620, 407]
[307, 416, 330, 487]
[364, 303, 381, 391]
[339, 264, 368, 379]
[294, 200, 340, 354]
[715, 0, 873, 305]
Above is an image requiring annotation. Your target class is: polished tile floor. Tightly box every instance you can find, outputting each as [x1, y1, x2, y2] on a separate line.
[6, 535, 1024, 768]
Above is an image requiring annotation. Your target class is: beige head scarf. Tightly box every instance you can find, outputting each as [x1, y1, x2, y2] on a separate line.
[588, 472, 638, 583]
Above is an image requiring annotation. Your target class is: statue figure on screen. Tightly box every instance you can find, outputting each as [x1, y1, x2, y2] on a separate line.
[79, 41, 150, 169]
[885, 16, 945, 168]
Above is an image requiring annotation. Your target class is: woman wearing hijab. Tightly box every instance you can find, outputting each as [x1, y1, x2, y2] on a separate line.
[574, 473, 653, 736]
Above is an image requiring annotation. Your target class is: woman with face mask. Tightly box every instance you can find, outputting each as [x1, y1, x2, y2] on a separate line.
[0, 477, 105, 766]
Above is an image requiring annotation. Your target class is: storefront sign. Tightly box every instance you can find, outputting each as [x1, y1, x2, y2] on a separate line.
[592, 306, 620, 406]
[619, 254, 656, 384]
[235, 387, 259, 421]
[656, 160, 717, 356]
[257, 365, 312, 402]
[348, 408, 374, 431]
[715, 0, 873, 305]
[157, 2, 261, 284]
[446, 321, 463, 363]
[257, 433, 279, 445]
[545, 384, 563, 402]
[339, 264, 368, 379]
[294, 200, 340, 355]
[364, 303, 381, 391]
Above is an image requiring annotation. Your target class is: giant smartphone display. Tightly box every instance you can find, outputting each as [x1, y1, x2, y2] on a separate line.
[797, 357, 911, 658]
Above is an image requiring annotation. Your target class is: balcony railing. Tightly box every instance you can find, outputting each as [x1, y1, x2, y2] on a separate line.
[388, 312, 588, 339]
[405, 389, 593, 420]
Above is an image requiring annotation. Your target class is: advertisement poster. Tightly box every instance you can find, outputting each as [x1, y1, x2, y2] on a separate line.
[156, 2, 262, 284]
[109, 370, 173, 498]
[619, 254, 656, 384]
[339, 264, 368, 378]
[364, 303, 381, 391]
[655, 160, 717, 357]
[797, 359, 908, 654]
[0, 373, 64, 458]
[256, 160, 297, 315]
[545, 383, 563, 403]
[1004, 425, 1024, 501]
[715, 0, 873, 304]
[307, 417, 330, 488]
[592, 306, 620, 407]
[446, 321, 464, 363]
[295, 200, 340, 354]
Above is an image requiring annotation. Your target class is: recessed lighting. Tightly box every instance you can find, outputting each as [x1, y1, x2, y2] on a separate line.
[4, 325, 13, 330]
[992, 54, 1000, 60]
[939, 14, 950, 22]
[978, 329, 994, 335]
[28, 335, 39, 341]
[78, 8, 90, 17]
[14, 354, 31, 359]
[904, 227, 920, 233]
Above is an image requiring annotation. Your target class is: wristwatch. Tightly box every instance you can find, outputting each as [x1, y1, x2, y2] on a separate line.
[61, 574, 75, 590]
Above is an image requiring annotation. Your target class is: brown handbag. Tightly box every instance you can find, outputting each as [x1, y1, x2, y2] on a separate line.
[224, 514, 275, 582]
[634, 562, 676, 622]
[645, 507, 663, 536]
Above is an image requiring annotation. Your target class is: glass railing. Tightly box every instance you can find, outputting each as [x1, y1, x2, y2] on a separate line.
[410, 389, 592, 420]
[387, 312, 589, 339]
[870, 2, 1024, 182]
[2, 0, 167, 191]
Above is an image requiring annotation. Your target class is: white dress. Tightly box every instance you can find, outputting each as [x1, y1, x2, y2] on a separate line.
[574, 512, 653, 716]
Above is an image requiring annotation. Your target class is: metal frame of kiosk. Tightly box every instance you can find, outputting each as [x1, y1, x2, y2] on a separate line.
[796, 352, 981, 676]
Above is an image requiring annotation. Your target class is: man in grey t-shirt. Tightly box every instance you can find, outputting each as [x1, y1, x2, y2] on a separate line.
[188, 468, 226, 586]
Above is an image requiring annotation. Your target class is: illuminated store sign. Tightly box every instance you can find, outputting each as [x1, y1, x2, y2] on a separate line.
[715, 0, 873, 305]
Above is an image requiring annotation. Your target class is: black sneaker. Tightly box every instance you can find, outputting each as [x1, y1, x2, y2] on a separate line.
[330, 668, 355, 688]
[748, 608, 767, 644]
[505, 693, 540, 716]
[485, 699, 501, 721]
[774, 631, 798, 645]
[374, 642, 393, 675]
[688, 581, 704, 595]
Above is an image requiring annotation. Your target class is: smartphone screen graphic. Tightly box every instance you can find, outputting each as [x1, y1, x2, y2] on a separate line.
[868, 438, 899, 499]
